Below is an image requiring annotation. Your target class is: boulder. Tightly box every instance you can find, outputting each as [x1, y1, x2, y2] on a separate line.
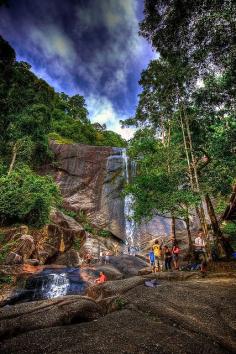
[0, 295, 103, 340]
[78, 232, 121, 260]
[4, 252, 22, 265]
[138, 266, 153, 276]
[24, 259, 40, 266]
[86, 276, 145, 301]
[36, 210, 86, 264]
[1, 308, 232, 354]
[108, 255, 149, 277]
[50, 209, 85, 236]
[55, 249, 81, 267]
[15, 234, 35, 260]
[93, 264, 123, 281]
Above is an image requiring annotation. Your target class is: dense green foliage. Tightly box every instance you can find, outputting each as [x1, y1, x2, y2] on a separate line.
[0, 167, 61, 227]
[126, 128, 199, 222]
[141, 0, 236, 73]
[0, 275, 13, 287]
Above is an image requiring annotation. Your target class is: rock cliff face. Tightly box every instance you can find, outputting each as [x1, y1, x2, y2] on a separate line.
[50, 141, 126, 240]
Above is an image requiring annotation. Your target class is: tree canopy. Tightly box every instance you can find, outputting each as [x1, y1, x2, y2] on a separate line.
[124, 0, 236, 250]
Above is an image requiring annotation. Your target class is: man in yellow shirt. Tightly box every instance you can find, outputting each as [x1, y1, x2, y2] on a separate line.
[152, 239, 163, 272]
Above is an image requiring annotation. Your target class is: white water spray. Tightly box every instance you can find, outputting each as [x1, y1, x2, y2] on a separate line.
[122, 149, 136, 254]
[33, 273, 70, 300]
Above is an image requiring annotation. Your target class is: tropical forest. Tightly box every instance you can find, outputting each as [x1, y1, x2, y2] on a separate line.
[0, 1, 235, 353]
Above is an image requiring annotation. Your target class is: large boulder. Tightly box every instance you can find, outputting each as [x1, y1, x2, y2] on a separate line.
[55, 249, 81, 267]
[93, 264, 123, 281]
[78, 232, 121, 260]
[4, 252, 22, 265]
[0, 295, 103, 340]
[37, 210, 86, 264]
[108, 255, 149, 277]
[15, 234, 35, 260]
[87, 276, 145, 301]
[50, 209, 85, 235]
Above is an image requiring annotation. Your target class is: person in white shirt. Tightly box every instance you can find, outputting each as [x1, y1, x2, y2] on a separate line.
[194, 230, 206, 252]
[194, 229, 207, 276]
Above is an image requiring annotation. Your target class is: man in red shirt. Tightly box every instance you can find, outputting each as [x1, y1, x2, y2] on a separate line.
[95, 271, 107, 284]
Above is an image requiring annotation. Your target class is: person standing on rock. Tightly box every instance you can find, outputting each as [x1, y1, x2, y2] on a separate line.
[104, 251, 110, 264]
[172, 241, 180, 270]
[163, 245, 172, 271]
[99, 250, 104, 264]
[194, 229, 207, 276]
[152, 239, 163, 272]
[148, 249, 155, 272]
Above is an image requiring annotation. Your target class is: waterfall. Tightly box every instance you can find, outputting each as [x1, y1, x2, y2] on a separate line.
[9, 268, 91, 304]
[122, 149, 137, 254]
[33, 272, 70, 300]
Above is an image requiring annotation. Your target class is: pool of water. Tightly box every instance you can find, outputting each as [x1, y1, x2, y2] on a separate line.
[7, 267, 98, 305]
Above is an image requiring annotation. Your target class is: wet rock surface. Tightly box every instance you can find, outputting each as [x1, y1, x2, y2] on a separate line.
[1, 275, 235, 354]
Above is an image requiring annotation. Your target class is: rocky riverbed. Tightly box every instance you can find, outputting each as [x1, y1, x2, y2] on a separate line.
[0, 270, 236, 354]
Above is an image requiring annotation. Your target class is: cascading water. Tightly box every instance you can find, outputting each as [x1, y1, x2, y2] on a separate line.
[8, 268, 93, 304]
[34, 272, 70, 299]
[122, 148, 137, 254]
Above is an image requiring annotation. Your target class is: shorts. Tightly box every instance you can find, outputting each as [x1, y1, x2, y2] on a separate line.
[172, 254, 179, 261]
[150, 260, 155, 266]
[154, 256, 163, 268]
[194, 250, 206, 263]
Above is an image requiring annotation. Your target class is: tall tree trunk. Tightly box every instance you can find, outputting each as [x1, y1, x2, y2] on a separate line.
[204, 193, 233, 258]
[171, 215, 176, 239]
[179, 111, 194, 189]
[182, 107, 210, 252]
[8, 143, 17, 175]
[205, 194, 222, 243]
[185, 213, 193, 253]
[180, 108, 208, 241]
[160, 116, 165, 144]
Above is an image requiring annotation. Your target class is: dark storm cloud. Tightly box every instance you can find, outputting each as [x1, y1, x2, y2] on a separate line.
[0, 0, 155, 138]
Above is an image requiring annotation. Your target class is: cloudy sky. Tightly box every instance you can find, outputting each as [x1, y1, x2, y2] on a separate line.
[0, 0, 156, 139]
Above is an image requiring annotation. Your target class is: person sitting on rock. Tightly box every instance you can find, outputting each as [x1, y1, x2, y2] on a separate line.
[95, 271, 107, 284]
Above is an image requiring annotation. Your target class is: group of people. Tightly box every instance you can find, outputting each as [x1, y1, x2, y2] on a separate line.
[83, 250, 111, 266]
[148, 229, 208, 274]
[149, 239, 181, 272]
